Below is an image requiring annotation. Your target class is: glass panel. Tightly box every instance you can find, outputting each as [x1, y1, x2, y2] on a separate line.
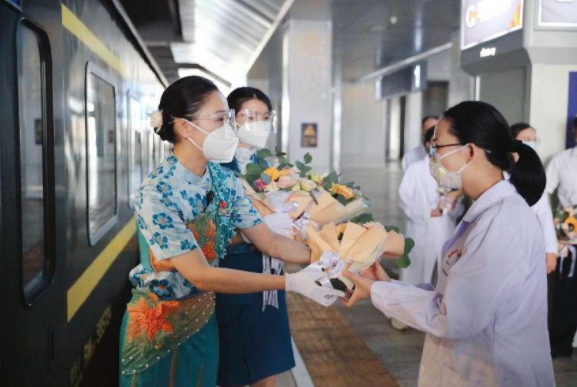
[140, 131, 149, 179]
[128, 97, 142, 206]
[18, 25, 46, 290]
[86, 72, 116, 243]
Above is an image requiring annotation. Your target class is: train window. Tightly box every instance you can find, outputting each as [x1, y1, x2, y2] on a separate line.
[86, 67, 117, 245]
[18, 24, 47, 293]
[128, 97, 142, 208]
[140, 131, 149, 178]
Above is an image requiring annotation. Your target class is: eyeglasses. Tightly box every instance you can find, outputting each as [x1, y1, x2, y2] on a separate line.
[429, 142, 462, 157]
[193, 109, 235, 124]
[237, 109, 277, 123]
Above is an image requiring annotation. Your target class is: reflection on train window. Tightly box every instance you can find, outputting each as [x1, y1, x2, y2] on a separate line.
[18, 25, 46, 290]
[128, 97, 142, 207]
[86, 72, 117, 245]
[141, 131, 150, 178]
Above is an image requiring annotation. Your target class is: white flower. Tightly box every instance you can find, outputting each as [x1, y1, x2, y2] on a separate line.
[300, 178, 316, 192]
[149, 110, 163, 130]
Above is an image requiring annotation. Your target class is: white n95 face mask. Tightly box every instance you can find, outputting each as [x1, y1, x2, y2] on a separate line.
[185, 120, 239, 163]
[236, 120, 272, 149]
[429, 144, 472, 191]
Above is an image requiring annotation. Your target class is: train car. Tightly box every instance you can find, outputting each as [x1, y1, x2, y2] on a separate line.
[0, 0, 167, 385]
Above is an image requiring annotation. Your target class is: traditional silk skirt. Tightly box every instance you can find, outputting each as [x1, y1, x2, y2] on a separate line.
[119, 290, 218, 387]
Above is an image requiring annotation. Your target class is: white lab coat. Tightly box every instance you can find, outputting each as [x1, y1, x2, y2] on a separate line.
[402, 145, 428, 172]
[505, 172, 557, 255]
[372, 180, 555, 387]
[398, 157, 462, 284]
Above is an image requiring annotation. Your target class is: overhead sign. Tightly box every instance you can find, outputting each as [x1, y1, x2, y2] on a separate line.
[539, 0, 577, 27]
[461, 0, 524, 50]
[375, 62, 427, 101]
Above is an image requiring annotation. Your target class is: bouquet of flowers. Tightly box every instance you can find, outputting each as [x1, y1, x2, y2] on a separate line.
[239, 151, 374, 230]
[304, 221, 414, 291]
[554, 205, 577, 244]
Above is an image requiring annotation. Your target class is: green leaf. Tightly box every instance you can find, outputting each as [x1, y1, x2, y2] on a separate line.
[385, 225, 400, 233]
[258, 159, 269, 169]
[279, 156, 289, 165]
[343, 181, 356, 188]
[335, 194, 348, 206]
[257, 149, 272, 159]
[404, 238, 416, 255]
[276, 152, 287, 157]
[278, 163, 288, 170]
[350, 213, 374, 224]
[260, 173, 271, 185]
[322, 171, 339, 186]
[246, 163, 263, 176]
[304, 153, 313, 164]
[295, 161, 306, 171]
[394, 254, 411, 269]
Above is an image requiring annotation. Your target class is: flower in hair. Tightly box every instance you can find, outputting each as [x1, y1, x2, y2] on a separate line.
[149, 110, 163, 132]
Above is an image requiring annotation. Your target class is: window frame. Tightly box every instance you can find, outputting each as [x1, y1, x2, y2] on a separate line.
[84, 62, 118, 247]
[127, 93, 143, 209]
[15, 18, 56, 306]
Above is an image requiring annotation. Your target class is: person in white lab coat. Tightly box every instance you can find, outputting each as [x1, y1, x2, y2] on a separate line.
[546, 116, 577, 358]
[342, 101, 555, 387]
[402, 115, 439, 172]
[509, 123, 558, 274]
[399, 127, 463, 286]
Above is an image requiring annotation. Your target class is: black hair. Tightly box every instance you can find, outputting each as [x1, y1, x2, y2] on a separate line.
[443, 101, 545, 206]
[422, 115, 439, 128]
[573, 116, 577, 129]
[155, 76, 219, 143]
[423, 127, 435, 145]
[509, 122, 533, 139]
[227, 87, 272, 115]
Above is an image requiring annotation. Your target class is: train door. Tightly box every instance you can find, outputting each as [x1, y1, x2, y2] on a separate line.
[0, 0, 66, 385]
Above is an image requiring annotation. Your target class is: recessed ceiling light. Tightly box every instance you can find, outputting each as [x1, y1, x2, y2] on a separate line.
[369, 25, 387, 32]
[390, 15, 398, 25]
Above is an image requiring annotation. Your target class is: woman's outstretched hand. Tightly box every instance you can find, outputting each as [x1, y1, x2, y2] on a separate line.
[339, 262, 391, 308]
[339, 270, 373, 307]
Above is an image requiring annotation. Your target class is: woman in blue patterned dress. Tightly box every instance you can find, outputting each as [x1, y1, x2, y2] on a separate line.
[217, 87, 294, 387]
[119, 76, 344, 387]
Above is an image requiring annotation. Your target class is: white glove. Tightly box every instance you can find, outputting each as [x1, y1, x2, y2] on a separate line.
[285, 270, 345, 307]
[264, 213, 294, 236]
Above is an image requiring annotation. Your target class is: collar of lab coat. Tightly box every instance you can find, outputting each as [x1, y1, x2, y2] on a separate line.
[463, 180, 516, 223]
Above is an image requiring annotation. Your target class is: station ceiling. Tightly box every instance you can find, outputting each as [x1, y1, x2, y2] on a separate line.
[120, 0, 461, 84]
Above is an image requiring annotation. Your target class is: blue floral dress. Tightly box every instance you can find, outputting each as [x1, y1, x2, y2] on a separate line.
[119, 154, 261, 387]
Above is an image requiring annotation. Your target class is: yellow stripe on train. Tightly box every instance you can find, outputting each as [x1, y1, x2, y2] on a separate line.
[61, 3, 127, 76]
[67, 218, 136, 322]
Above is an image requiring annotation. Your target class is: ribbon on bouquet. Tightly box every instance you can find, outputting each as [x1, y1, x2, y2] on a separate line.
[262, 254, 284, 311]
[260, 202, 295, 311]
[305, 251, 348, 289]
[559, 244, 577, 279]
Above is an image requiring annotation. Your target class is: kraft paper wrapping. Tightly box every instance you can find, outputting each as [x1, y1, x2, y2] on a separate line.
[309, 193, 368, 226]
[381, 230, 405, 258]
[251, 197, 275, 217]
[306, 222, 407, 290]
[306, 223, 334, 262]
[287, 191, 314, 220]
